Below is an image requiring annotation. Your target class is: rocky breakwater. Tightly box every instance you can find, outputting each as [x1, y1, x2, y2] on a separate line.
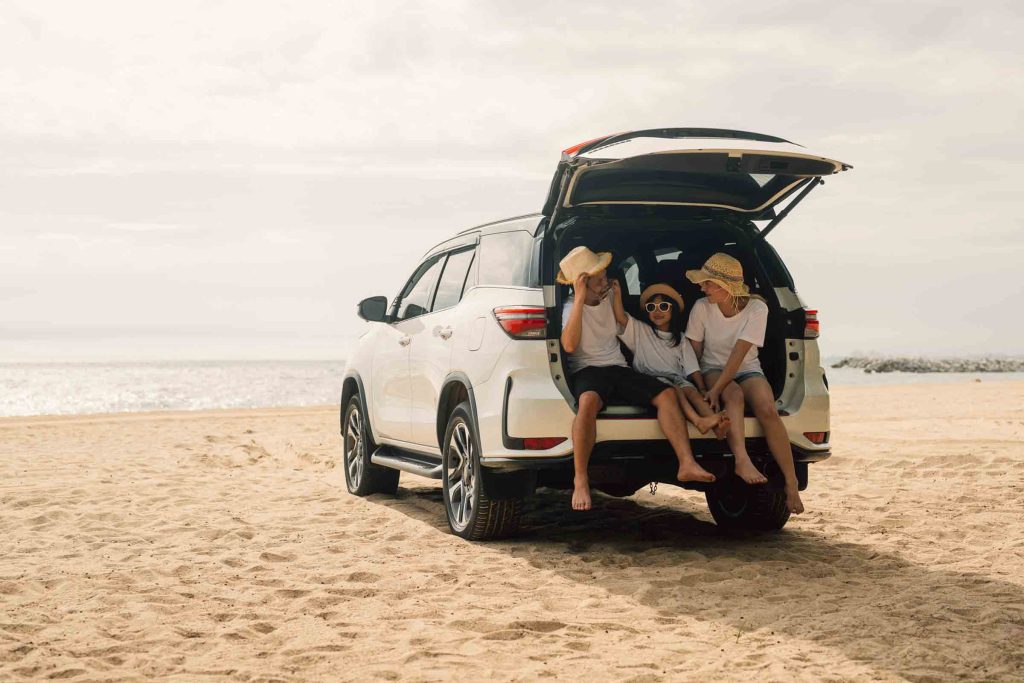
[832, 356, 1024, 373]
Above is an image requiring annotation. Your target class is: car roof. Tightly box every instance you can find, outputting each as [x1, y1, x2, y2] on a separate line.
[455, 213, 542, 237]
[422, 214, 542, 258]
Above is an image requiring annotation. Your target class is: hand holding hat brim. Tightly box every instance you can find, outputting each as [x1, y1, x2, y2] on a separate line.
[556, 251, 612, 285]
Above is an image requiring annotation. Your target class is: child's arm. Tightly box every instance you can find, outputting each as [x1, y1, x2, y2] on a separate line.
[610, 279, 628, 328]
[689, 371, 708, 394]
[680, 337, 706, 393]
[707, 341, 754, 410]
[560, 274, 589, 353]
[688, 338, 703, 366]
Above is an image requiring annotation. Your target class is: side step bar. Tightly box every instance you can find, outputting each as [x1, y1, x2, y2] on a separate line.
[370, 446, 443, 479]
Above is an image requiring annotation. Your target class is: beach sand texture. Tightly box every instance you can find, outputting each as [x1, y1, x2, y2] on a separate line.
[2, 381, 1023, 681]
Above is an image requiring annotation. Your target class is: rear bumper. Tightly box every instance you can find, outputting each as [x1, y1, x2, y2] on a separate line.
[480, 438, 830, 469]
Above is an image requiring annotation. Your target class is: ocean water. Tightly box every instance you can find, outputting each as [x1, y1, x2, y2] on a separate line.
[0, 361, 349, 418]
[822, 365, 1024, 388]
[2, 360, 1023, 418]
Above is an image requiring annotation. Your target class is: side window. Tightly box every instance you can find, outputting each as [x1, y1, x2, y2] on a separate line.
[621, 256, 640, 295]
[655, 248, 682, 262]
[432, 247, 476, 311]
[477, 230, 534, 286]
[395, 256, 445, 321]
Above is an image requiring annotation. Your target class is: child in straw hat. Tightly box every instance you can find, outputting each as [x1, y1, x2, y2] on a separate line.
[608, 280, 729, 439]
[559, 246, 715, 511]
[685, 252, 804, 514]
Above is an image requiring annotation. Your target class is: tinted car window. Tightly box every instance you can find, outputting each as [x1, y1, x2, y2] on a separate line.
[396, 256, 444, 321]
[432, 248, 476, 311]
[621, 256, 640, 295]
[477, 230, 533, 287]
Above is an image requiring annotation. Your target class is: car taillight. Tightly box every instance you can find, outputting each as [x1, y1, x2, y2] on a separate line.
[493, 306, 547, 339]
[804, 308, 820, 339]
[803, 431, 829, 444]
[523, 437, 567, 450]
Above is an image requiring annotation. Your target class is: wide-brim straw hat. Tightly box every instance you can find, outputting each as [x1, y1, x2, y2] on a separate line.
[640, 283, 685, 312]
[685, 252, 750, 297]
[556, 246, 612, 285]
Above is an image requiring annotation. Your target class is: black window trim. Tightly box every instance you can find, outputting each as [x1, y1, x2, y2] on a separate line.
[428, 244, 478, 313]
[391, 253, 446, 323]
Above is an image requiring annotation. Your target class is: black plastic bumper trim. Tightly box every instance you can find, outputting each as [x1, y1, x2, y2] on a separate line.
[481, 443, 830, 470]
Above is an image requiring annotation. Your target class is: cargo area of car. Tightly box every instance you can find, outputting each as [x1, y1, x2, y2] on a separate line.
[548, 207, 799, 410]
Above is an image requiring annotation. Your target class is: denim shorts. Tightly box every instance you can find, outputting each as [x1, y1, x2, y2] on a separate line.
[656, 375, 697, 391]
[701, 367, 765, 384]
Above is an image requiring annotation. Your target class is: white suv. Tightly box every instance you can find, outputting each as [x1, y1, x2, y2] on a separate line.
[340, 128, 850, 540]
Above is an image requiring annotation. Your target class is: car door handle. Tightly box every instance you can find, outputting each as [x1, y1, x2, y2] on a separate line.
[398, 336, 411, 346]
[437, 326, 453, 340]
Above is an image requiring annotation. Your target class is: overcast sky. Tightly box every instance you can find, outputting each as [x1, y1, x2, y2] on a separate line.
[2, 0, 1022, 360]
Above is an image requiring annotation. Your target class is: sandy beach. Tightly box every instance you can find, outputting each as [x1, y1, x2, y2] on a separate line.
[2, 381, 1023, 681]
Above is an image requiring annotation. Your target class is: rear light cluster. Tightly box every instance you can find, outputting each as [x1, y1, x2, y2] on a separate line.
[493, 306, 546, 339]
[523, 437, 566, 450]
[803, 431, 829, 444]
[804, 308, 820, 339]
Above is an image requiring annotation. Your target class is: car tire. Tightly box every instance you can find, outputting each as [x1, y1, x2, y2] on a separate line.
[442, 402, 522, 540]
[705, 482, 790, 532]
[342, 394, 399, 496]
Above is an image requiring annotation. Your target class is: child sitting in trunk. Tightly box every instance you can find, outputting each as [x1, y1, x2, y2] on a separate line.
[609, 281, 729, 440]
[684, 252, 804, 513]
[559, 247, 716, 511]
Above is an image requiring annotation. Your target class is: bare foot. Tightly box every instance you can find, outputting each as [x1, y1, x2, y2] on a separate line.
[712, 412, 730, 440]
[677, 461, 715, 483]
[693, 414, 719, 435]
[733, 455, 768, 485]
[572, 479, 592, 510]
[786, 486, 804, 514]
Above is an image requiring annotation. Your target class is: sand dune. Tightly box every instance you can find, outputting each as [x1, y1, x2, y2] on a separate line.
[1, 382, 1023, 681]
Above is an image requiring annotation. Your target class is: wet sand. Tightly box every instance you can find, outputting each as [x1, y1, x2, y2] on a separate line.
[1, 381, 1023, 681]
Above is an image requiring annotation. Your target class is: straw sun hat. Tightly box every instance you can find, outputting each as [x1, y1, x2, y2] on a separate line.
[556, 246, 612, 285]
[640, 283, 685, 312]
[685, 252, 750, 298]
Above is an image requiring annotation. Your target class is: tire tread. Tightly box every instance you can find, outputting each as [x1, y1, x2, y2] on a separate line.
[443, 402, 524, 541]
[706, 483, 790, 532]
[343, 396, 399, 497]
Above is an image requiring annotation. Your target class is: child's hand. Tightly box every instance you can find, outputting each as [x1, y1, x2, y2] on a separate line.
[706, 387, 722, 412]
[610, 279, 622, 299]
[573, 273, 589, 299]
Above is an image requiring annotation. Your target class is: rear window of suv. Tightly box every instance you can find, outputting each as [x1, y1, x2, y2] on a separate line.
[477, 230, 534, 287]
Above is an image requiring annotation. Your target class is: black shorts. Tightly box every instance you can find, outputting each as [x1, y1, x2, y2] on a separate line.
[570, 365, 671, 407]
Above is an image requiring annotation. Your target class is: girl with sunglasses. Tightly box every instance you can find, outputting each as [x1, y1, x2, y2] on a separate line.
[610, 280, 728, 438]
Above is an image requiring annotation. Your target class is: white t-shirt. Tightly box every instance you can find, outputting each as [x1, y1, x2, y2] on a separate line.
[561, 296, 627, 375]
[619, 316, 700, 386]
[685, 297, 768, 374]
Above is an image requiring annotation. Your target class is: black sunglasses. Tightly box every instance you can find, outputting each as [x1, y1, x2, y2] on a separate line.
[644, 301, 672, 312]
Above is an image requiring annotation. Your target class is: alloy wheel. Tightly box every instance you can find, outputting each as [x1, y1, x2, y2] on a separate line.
[344, 408, 365, 489]
[445, 421, 477, 531]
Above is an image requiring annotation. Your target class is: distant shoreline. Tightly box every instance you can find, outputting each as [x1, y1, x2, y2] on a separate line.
[832, 356, 1024, 373]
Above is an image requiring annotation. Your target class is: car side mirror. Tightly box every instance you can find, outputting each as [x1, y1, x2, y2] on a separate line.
[357, 296, 389, 322]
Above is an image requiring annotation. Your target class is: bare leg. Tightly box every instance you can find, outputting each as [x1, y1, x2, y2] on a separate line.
[651, 389, 715, 483]
[741, 377, 803, 513]
[571, 391, 603, 510]
[703, 371, 767, 485]
[672, 386, 722, 435]
[680, 386, 729, 438]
